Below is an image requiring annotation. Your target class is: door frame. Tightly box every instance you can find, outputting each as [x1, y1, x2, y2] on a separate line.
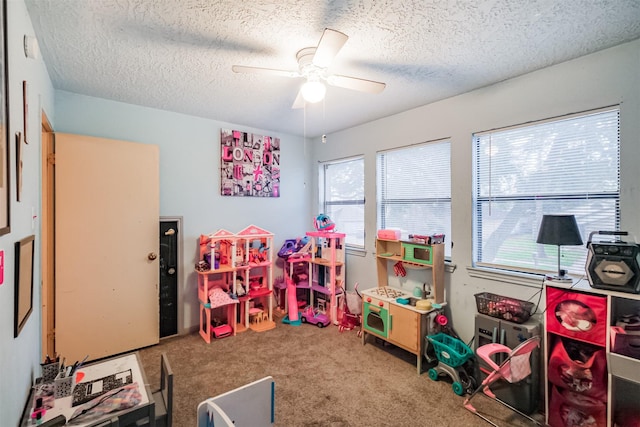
[160, 215, 184, 337]
[41, 110, 54, 359]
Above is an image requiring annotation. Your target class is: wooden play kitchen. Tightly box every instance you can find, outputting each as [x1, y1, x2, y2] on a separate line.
[361, 237, 445, 374]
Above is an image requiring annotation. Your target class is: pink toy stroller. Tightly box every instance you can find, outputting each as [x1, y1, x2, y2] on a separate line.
[463, 335, 542, 426]
[338, 282, 362, 335]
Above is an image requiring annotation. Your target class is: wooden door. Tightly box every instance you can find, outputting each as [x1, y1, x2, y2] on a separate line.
[55, 133, 159, 362]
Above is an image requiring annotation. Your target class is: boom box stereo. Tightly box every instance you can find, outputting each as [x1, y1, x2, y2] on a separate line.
[586, 231, 640, 294]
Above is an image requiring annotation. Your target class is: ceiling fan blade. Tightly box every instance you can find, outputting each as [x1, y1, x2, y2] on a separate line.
[327, 75, 386, 94]
[232, 65, 299, 78]
[291, 90, 305, 109]
[312, 29, 348, 68]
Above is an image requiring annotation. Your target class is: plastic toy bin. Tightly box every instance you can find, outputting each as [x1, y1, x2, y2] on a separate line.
[474, 292, 534, 324]
[41, 361, 60, 383]
[545, 286, 607, 346]
[54, 372, 76, 399]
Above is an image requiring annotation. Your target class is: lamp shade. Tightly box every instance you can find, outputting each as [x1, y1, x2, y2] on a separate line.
[536, 214, 583, 246]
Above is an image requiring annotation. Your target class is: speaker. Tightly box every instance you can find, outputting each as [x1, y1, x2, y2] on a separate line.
[586, 238, 640, 293]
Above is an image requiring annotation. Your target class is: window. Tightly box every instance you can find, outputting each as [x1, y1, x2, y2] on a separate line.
[320, 157, 365, 248]
[377, 140, 452, 258]
[473, 107, 620, 275]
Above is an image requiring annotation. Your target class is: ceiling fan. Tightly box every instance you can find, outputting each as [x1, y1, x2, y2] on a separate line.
[232, 28, 386, 109]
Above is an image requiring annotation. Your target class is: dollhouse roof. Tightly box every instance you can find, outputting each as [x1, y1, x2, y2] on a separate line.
[210, 229, 235, 239]
[236, 225, 272, 238]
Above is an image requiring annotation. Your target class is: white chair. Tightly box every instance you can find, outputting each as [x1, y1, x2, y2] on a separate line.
[197, 376, 275, 427]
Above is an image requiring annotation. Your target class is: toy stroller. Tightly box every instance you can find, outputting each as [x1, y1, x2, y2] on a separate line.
[338, 282, 362, 336]
[463, 336, 542, 426]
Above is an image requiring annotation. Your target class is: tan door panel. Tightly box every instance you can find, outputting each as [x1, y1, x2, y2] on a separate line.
[55, 133, 159, 362]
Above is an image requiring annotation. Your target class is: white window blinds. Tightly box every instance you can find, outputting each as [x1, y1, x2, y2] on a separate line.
[377, 140, 451, 257]
[473, 107, 620, 274]
[321, 157, 365, 248]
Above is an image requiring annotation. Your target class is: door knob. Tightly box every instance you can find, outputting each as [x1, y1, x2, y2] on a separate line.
[148, 252, 158, 260]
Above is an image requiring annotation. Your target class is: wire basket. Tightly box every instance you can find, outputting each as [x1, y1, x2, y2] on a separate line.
[426, 333, 474, 368]
[475, 292, 534, 324]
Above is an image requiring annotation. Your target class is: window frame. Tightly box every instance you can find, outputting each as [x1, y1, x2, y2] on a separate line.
[472, 106, 621, 277]
[319, 155, 365, 250]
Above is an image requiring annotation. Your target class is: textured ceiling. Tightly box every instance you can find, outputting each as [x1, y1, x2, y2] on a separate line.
[24, 0, 640, 138]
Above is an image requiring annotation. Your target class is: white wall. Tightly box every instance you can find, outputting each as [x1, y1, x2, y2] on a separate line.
[53, 91, 312, 334]
[0, 0, 55, 424]
[311, 39, 640, 342]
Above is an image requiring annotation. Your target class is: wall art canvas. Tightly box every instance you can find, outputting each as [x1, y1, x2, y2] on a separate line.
[220, 129, 280, 197]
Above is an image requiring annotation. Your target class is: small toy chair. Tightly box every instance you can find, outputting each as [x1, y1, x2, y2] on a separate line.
[463, 335, 542, 426]
[249, 308, 264, 324]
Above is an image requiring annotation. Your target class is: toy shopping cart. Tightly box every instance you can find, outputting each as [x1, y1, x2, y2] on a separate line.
[426, 333, 476, 396]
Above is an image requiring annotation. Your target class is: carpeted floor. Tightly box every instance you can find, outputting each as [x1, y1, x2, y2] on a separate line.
[137, 321, 543, 426]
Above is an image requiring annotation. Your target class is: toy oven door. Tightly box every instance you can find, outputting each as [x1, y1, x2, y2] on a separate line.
[363, 301, 388, 338]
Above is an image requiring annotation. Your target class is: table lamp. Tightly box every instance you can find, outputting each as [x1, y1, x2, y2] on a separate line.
[536, 214, 583, 282]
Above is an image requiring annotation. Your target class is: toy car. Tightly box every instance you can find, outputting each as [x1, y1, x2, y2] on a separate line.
[300, 307, 331, 328]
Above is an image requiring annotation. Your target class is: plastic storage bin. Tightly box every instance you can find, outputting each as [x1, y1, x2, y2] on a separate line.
[41, 361, 60, 383]
[54, 372, 76, 399]
[546, 286, 607, 346]
[474, 292, 534, 324]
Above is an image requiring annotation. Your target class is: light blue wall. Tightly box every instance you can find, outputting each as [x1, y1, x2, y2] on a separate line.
[0, 0, 55, 423]
[311, 39, 640, 342]
[53, 91, 312, 334]
[2, 0, 639, 424]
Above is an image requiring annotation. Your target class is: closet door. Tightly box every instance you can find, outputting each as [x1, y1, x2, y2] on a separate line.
[55, 133, 159, 362]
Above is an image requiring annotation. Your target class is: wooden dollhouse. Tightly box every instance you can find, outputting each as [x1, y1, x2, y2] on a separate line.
[196, 225, 275, 343]
[197, 229, 239, 343]
[236, 225, 276, 332]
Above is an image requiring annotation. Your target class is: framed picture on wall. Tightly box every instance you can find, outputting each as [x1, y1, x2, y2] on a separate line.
[22, 80, 28, 144]
[0, 0, 10, 236]
[14, 235, 35, 337]
[15, 131, 22, 201]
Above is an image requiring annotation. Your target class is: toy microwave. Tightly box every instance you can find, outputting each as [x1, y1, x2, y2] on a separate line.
[377, 229, 401, 240]
[401, 241, 433, 265]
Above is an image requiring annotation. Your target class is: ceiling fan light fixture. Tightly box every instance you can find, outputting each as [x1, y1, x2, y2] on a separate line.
[300, 80, 326, 103]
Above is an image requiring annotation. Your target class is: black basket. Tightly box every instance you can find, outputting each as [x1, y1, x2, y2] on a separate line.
[474, 292, 534, 324]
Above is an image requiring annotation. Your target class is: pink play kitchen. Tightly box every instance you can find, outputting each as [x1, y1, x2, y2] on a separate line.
[361, 234, 446, 374]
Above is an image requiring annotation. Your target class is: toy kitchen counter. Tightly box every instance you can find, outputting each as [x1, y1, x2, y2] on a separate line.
[361, 286, 446, 375]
